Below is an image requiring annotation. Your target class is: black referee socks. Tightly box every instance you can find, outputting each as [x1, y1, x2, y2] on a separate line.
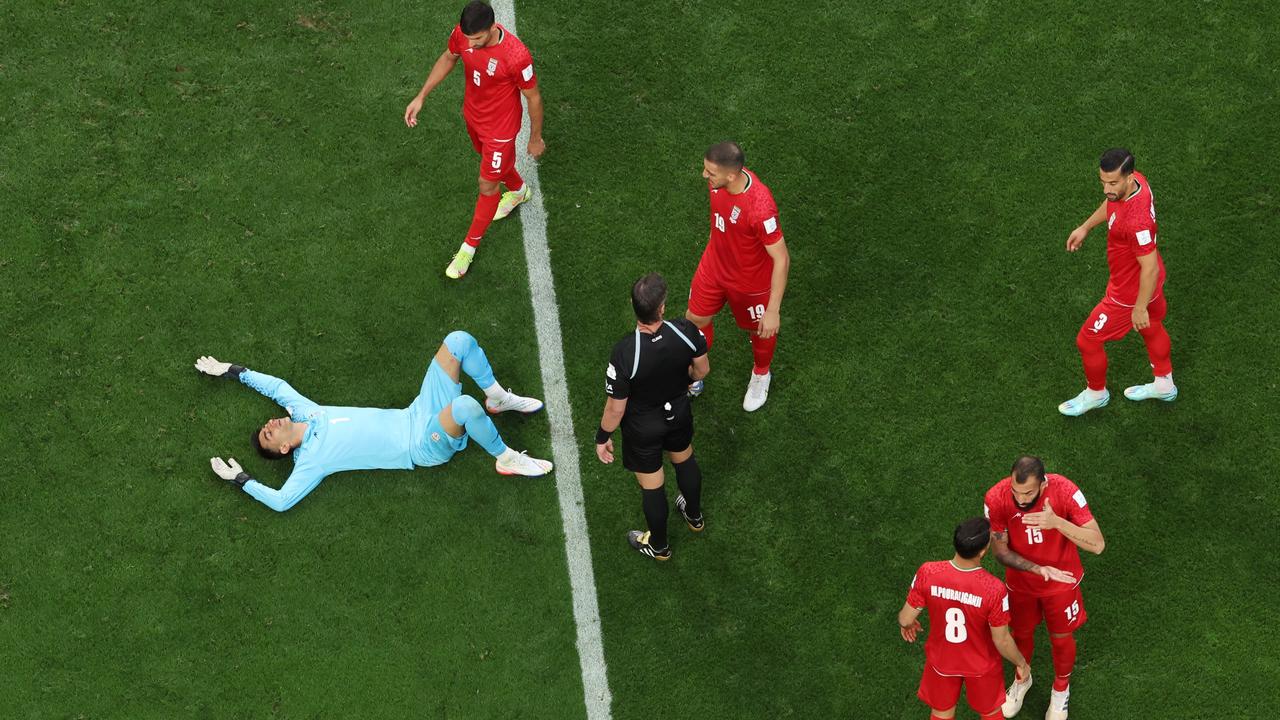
[673, 455, 703, 518]
[641, 486, 669, 551]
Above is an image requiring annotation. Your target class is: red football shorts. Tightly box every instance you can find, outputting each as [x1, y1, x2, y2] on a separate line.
[466, 123, 518, 182]
[917, 663, 1005, 716]
[1077, 293, 1167, 343]
[688, 265, 770, 332]
[1009, 586, 1087, 635]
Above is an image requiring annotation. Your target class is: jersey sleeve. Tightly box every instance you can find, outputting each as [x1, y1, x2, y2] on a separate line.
[239, 369, 319, 419]
[987, 586, 1011, 628]
[754, 193, 784, 246]
[512, 45, 536, 89]
[1129, 209, 1158, 257]
[446, 25, 466, 56]
[674, 318, 709, 357]
[1061, 482, 1096, 527]
[984, 485, 1008, 535]
[906, 566, 927, 608]
[605, 343, 631, 399]
[242, 459, 327, 513]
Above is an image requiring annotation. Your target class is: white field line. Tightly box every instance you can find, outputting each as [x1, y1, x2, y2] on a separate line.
[491, 2, 613, 718]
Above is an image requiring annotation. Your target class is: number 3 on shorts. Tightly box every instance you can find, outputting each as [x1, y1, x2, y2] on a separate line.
[490, 151, 503, 170]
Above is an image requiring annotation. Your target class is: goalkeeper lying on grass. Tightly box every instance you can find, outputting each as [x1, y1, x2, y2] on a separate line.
[196, 330, 552, 512]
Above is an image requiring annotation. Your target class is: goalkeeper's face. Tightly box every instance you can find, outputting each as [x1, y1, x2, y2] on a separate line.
[258, 416, 298, 455]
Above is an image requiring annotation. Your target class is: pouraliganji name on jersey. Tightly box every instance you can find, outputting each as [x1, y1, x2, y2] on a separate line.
[931, 586, 983, 608]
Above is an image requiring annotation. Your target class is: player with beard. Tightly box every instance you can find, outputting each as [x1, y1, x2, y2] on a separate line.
[984, 456, 1105, 720]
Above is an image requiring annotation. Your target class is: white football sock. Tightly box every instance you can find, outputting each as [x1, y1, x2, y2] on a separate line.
[1154, 373, 1174, 392]
[456, 242, 476, 258]
[483, 382, 509, 403]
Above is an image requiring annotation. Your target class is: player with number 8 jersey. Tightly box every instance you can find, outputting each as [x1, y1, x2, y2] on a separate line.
[984, 456, 1106, 720]
[899, 517, 1030, 720]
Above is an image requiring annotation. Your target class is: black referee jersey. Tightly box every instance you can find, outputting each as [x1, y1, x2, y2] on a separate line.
[605, 318, 708, 412]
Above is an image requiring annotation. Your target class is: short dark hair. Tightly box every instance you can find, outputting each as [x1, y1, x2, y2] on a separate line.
[631, 272, 667, 324]
[252, 429, 287, 461]
[460, 1, 495, 34]
[953, 517, 991, 559]
[704, 141, 745, 172]
[1011, 455, 1046, 485]
[1099, 147, 1135, 175]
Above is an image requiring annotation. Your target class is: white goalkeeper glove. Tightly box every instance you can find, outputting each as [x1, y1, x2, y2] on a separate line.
[195, 356, 244, 378]
[210, 457, 251, 487]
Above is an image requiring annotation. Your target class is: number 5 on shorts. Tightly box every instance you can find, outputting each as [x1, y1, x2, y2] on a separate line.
[490, 151, 503, 170]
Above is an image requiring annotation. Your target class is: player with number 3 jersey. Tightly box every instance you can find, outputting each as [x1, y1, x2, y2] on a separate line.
[404, 1, 544, 279]
[984, 456, 1105, 720]
[686, 141, 791, 412]
[1059, 147, 1175, 416]
[899, 517, 1030, 720]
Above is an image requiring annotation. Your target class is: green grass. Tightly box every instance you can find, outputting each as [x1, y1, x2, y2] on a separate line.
[3, 1, 1278, 718]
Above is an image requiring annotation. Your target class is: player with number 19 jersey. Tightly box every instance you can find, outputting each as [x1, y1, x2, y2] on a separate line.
[692, 169, 785, 325]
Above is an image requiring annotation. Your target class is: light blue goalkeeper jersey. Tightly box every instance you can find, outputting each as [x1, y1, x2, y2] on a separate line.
[238, 369, 415, 511]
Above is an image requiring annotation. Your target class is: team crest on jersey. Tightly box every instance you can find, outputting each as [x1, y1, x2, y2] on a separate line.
[1107, 212, 1116, 229]
[729, 206, 741, 224]
[431, 432, 441, 443]
[486, 58, 499, 76]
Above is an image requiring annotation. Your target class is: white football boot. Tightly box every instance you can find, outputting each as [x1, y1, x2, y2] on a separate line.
[485, 390, 544, 414]
[743, 371, 771, 412]
[493, 184, 531, 220]
[495, 449, 553, 477]
[1057, 388, 1109, 417]
[1124, 377, 1178, 403]
[1002, 674, 1032, 717]
[1045, 687, 1070, 720]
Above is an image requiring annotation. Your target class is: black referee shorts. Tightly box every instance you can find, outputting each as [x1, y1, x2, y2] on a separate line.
[621, 397, 694, 474]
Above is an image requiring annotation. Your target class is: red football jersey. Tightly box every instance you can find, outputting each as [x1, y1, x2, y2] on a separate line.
[984, 474, 1095, 597]
[906, 560, 1011, 677]
[446, 24, 536, 140]
[1104, 171, 1166, 306]
[699, 169, 784, 291]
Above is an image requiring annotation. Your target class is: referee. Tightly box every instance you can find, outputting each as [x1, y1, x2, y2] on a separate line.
[596, 273, 711, 560]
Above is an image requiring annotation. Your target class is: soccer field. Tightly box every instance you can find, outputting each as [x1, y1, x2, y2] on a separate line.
[3, 1, 1277, 718]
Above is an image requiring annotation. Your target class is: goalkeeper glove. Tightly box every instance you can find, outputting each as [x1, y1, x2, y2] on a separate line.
[210, 457, 252, 487]
[195, 356, 245, 379]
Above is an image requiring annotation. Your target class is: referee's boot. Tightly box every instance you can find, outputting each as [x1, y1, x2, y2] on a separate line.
[626, 530, 671, 561]
[674, 494, 704, 532]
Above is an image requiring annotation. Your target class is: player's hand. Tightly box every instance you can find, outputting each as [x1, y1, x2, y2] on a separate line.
[899, 620, 922, 643]
[1015, 664, 1031, 683]
[1022, 499, 1061, 531]
[195, 356, 232, 377]
[595, 439, 614, 464]
[210, 457, 244, 481]
[1066, 226, 1088, 252]
[527, 135, 546, 159]
[757, 309, 781, 339]
[404, 95, 425, 128]
[1036, 564, 1077, 585]
[1132, 305, 1151, 330]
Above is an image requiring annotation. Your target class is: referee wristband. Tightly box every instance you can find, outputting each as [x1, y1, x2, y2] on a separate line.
[595, 426, 612, 444]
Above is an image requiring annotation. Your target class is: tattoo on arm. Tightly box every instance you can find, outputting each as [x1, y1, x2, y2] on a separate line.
[992, 531, 1039, 572]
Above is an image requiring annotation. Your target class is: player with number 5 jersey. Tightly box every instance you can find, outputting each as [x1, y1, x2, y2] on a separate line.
[1059, 147, 1175, 416]
[685, 141, 791, 412]
[898, 517, 1030, 720]
[984, 456, 1105, 720]
[404, 1, 544, 279]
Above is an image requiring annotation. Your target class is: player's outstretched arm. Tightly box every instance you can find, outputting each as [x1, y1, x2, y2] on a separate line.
[897, 602, 924, 643]
[195, 356, 245, 379]
[1067, 201, 1108, 252]
[990, 530, 1077, 584]
[991, 625, 1031, 680]
[405, 49, 460, 128]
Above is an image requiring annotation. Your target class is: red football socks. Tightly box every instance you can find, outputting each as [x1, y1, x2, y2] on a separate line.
[1050, 633, 1076, 692]
[502, 167, 524, 194]
[1014, 630, 1035, 666]
[1138, 322, 1173, 376]
[464, 192, 502, 248]
[698, 321, 715, 349]
[750, 333, 776, 374]
[1075, 335, 1108, 391]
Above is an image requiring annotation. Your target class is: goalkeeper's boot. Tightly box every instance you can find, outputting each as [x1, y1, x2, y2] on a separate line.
[493, 184, 532, 220]
[445, 247, 475, 279]
[495, 449, 553, 477]
[674, 494, 704, 532]
[1001, 673, 1032, 717]
[1123, 377, 1178, 403]
[486, 390, 544, 414]
[1057, 388, 1109, 417]
[626, 530, 671, 561]
[1045, 687, 1070, 720]
[687, 380, 705, 398]
[743, 370, 771, 412]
